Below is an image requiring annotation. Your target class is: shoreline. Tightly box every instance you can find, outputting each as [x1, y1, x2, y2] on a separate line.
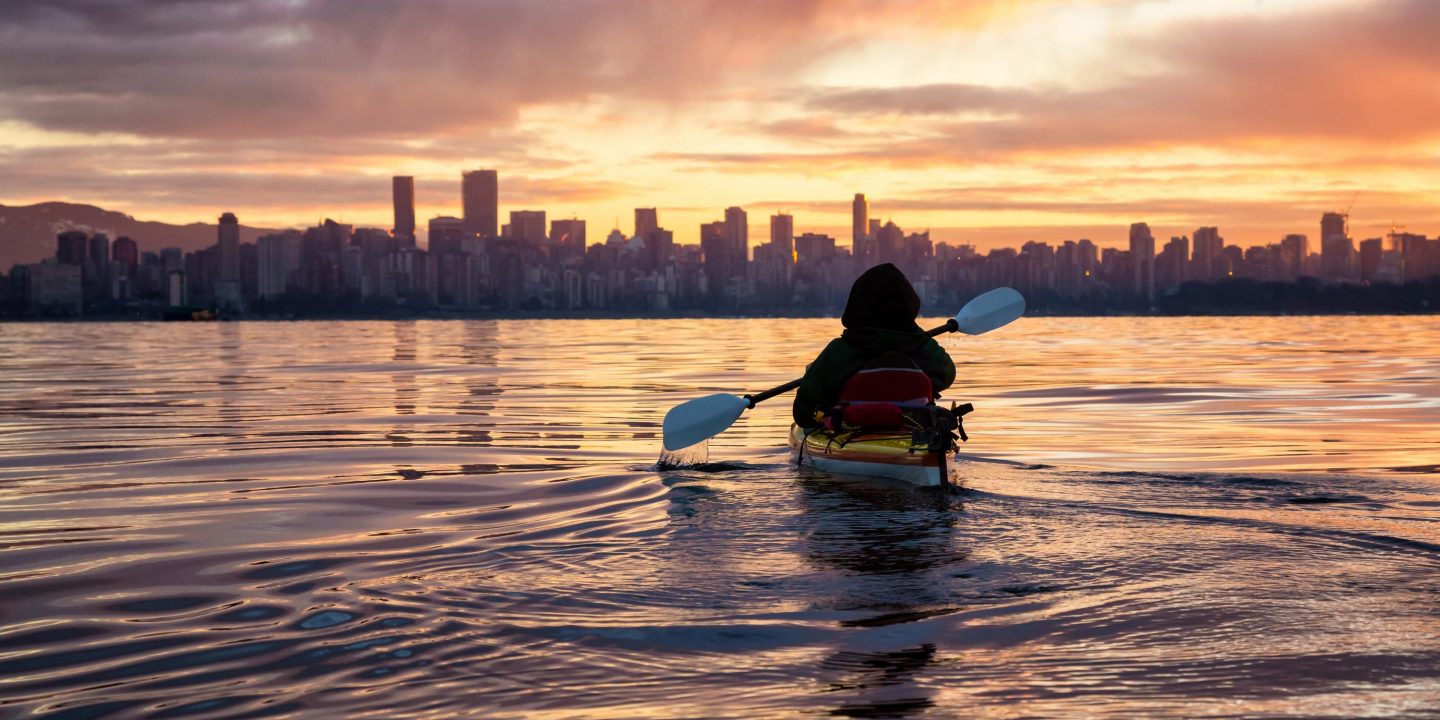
[3, 309, 1437, 323]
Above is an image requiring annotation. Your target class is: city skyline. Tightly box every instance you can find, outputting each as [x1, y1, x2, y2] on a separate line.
[2, 0, 1438, 251]
[9, 158, 1437, 318]
[8, 166, 1423, 261]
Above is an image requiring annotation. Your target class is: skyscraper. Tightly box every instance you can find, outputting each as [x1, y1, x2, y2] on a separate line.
[112, 237, 139, 273]
[1359, 238, 1383, 282]
[1280, 234, 1308, 278]
[257, 231, 303, 299]
[160, 247, 183, 274]
[635, 208, 658, 241]
[428, 217, 468, 255]
[646, 228, 674, 271]
[1319, 211, 1351, 280]
[769, 213, 794, 259]
[509, 210, 547, 244]
[56, 230, 88, 266]
[87, 233, 111, 271]
[876, 221, 903, 265]
[1077, 239, 1099, 277]
[1321, 234, 1355, 279]
[700, 222, 726, 250]
[1390, 232, 1432, 282]
[86, 232, 111, 297]
[1191, 227, 1223, 281]
[1129, 222, 1155, 302]
[550, 218, 587, 254]
[1321, 212, 1347, 244]
[393, 176, 416, 244]
[700, 220, 734, 299]
[218, 212, 240, 282]
[852, 194, 868, 258]
[795, 233, 836, 265]
[724, 207, 748, 262]
[462, 169, 498, 238]
[1158, 235, 1189, 289]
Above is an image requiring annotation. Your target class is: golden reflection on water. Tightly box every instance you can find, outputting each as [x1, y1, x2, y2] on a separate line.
[0, 316, 1436, 718]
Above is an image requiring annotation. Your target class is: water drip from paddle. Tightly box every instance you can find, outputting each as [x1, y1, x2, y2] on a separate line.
[656, 439, 709, 469]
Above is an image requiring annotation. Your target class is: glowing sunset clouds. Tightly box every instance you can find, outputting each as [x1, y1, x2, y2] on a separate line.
[0, 0, 1436, 249]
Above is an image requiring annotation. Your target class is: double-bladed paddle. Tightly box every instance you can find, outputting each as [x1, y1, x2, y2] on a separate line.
[661, 286, 1026, 451]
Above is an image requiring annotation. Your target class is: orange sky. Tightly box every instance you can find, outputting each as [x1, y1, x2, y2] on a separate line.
[1, 0, 1437, 250]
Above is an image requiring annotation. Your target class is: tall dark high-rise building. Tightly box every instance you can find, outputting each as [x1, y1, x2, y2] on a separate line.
[1129, 222, 1155, 302]
[56, 230, 88, 266]
[876, 221, 903, 265]
[160, 247, 183, 273]
[218, 212, 240, 282]
[551, 219, 587, 254]
[393, 176, 416, 244]
[1077, 239, 1099, 276]
[646, 228, 673, 270]
[724, 206, 748, 262]
[1191, 227, 1223, 281]
[428, 217, 467, 255]
[112, 237, 139, 272]
[1321, 212, 1347, 243]
[1359, 238, 1382, 282]
[852, 194, 869, 257]
[83, 231, 108, 273]
[509, 210, 547, 244]
[634, 208, 658, 241]
[795, 233, 836, 265]
[86, 232, 112, 295]
[462, 169, 499, 238]
[759, 213, 795, 291]
[700, 222, 726, 247]
[769, 213, 794, 258]
[701, 220, 740, 298]
[257, 230, 303, 299]
[1321, 234, 1355, 279]
[1280, 234, 1308, 278]
[1391, 231, 1440, 283]
[1158, 235, 1189, 288]
[1319, 212, 1351, 280]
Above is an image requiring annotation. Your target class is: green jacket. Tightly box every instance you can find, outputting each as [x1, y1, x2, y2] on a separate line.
[792, 326, 956, 427]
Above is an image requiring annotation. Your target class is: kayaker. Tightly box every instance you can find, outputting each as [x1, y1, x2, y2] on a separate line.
[793, 263, 956, 428]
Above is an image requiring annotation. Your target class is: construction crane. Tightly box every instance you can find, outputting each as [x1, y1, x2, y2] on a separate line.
[1388, 221, 1408, 252]
[1343, 190, 1359, 236]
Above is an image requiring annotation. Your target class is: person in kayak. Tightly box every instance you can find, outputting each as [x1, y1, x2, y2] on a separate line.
[793, 263, 956, 428]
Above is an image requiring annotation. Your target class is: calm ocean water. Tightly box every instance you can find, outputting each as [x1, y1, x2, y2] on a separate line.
[1, 316, 1437, 719]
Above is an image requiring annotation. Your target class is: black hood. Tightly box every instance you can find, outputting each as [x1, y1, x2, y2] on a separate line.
[841, 263, 921, 332]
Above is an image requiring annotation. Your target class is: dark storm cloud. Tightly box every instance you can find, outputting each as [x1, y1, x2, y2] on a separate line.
[0, 0, 842, 139]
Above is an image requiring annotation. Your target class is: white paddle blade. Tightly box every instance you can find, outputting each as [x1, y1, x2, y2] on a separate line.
[954, 287, 1025, 335]
[662, 393, 750, 451]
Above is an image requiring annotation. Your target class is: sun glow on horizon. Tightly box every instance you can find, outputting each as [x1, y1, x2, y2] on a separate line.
[0, 0, 1436, 252]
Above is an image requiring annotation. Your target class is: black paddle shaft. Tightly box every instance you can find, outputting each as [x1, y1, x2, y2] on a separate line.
[741, 318, 959, 409]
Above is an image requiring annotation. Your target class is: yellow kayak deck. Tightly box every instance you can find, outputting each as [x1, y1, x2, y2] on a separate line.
[788, 424, 952, 486]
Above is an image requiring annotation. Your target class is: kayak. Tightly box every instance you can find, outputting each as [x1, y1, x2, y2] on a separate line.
[788, 423, 958, 487]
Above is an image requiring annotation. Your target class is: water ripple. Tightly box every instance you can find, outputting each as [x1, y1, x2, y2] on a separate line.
[0, 318, 1436, 718]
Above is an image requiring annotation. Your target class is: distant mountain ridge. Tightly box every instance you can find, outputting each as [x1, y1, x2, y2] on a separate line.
[0, 202, 277, 269]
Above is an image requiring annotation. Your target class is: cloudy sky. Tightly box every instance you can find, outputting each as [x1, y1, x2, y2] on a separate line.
[1, 0, 1437, 249]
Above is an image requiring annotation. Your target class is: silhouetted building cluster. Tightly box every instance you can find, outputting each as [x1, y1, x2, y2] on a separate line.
[5, 171, 1440, 317]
